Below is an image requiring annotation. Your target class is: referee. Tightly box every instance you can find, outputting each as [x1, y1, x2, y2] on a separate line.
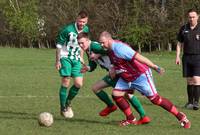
[176, 8, 200, 110]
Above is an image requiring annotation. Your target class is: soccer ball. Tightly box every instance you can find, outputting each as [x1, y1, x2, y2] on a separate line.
[38, 112, 53, 127]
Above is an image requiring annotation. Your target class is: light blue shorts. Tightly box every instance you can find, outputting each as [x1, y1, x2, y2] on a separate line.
[114, 70, 157, 97]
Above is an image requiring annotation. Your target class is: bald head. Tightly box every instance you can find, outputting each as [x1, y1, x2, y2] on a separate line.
[99, 31, 112, 39]
[99, 31, 113, 49]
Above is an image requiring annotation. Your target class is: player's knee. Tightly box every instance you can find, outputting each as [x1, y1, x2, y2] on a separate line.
[112, 89, 126, 97]
[74, 77, 83, 88]
[74, 82, 83, 88]
[91, 85, 100, 93]
[62, 77, 70, 87]
[150, 95, 162, 105]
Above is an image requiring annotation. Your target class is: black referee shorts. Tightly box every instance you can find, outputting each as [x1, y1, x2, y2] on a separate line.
[182, 54, 200, 77]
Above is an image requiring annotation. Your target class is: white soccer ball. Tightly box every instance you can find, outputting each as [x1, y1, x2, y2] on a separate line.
[38, 112, 53, 127]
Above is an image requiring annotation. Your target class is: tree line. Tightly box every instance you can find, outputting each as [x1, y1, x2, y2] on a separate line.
[0, 0, 200, 52]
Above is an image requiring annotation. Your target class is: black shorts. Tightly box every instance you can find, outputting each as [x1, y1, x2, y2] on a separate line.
[182, 54, 200, 77]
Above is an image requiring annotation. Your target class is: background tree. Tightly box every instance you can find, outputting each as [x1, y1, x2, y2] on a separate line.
[0, 0, 200, 50]
[1, 0, 39, 47]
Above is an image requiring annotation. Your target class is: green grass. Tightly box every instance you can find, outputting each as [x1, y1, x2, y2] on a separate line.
[0, 48, 199, 135]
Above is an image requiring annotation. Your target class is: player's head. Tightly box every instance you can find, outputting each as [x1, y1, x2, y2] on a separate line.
[76, 10, 88, 30]
[77, 32, 90, 51]
[99, 31, 113, 49]
[187, 8, 199, 26]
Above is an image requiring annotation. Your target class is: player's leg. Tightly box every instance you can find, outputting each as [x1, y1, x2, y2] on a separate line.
[185, 78, 194, 109]
[58, 58, 72, 118]
[67, 77, 83, 105]
[113, 78, 137, 126]
[132, 70, 191, 128]
[61, 76, 82, 118]
[60, 77, 70, 111]
[192, 76, 200, 110]
[66, 60, 83, 107]
[149, 94, 191, 128]
[191, 58, 200, 110]
[126, 93, 150, 125]
[183, 55, 195, 109]
[92, 79, 117, 116]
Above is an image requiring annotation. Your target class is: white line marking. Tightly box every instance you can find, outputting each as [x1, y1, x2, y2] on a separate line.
[0, 95, 96, 99]
[0, 95, 185, 99]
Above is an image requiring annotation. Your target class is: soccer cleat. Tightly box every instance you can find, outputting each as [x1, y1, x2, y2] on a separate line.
[184, 103, 193, 110]
[99, 105, 117, 117]
[119, 118, 137, 126]
[136, 116, 151, 125]
[60, 106, 74, 118]
[179, 112, 191, 129]
[193, 101, 199, 110]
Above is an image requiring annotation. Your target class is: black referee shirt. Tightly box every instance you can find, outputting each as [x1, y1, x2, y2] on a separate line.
[177, 23, 200, 54]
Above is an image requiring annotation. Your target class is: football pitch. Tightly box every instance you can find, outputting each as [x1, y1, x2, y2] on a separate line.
[0, 48, 199, 135]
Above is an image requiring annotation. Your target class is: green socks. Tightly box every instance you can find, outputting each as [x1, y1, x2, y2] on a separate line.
[66, 85, 80, 106]
[59, 85, 68, 110]
[96, 91, 114, 107]
[129, 96, 146, 118]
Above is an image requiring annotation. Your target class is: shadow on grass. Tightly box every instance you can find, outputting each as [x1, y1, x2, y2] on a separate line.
[59, 117, 118, 126]
[0, 110, 38, 120]
[0, 110, 118, 126]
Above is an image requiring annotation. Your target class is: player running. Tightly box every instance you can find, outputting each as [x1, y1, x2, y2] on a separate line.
[55, 11, 89, 118]
[98, 31, 191, 128]
[77, 32, 151, 125]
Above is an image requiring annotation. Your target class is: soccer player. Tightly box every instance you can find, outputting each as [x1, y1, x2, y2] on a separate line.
[98, 31, 191, 128]
[55, 11, 89, 118]
[77, 32, 150, 125]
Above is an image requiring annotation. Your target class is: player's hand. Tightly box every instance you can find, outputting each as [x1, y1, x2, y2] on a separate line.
[175, 57, 181, 65]
[109, 67, 116, 79]
[81, 64, 90, 73]
[55, 61, 61, 70]
[90, 53, 101, 61]
[154, 65, 165, 75]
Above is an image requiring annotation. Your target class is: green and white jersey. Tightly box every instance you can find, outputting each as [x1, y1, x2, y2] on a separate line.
[56, 22, 89, 60]
[87, 41, 111, 71]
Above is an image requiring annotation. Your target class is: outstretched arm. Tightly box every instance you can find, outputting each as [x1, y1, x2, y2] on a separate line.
[134, 53, 164, 74]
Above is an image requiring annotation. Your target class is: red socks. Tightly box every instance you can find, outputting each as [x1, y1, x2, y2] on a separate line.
[112, 95, 135, 120]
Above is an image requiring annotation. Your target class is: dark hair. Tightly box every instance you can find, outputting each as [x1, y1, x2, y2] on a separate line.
[77, 10, 88, 18]
[187, 8, 198, 14]
[77, 32, 89, 40]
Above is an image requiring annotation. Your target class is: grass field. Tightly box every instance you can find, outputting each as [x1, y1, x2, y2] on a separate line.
[0, 48, 199, 135]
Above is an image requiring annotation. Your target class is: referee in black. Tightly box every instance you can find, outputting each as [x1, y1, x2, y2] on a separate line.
[176, 8, 200, 110]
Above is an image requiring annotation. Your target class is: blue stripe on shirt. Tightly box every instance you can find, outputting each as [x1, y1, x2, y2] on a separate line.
[112, 41, 136, 60]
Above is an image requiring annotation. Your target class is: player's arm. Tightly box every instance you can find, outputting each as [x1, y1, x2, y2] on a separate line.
[80, 48, 85, 64]
[88, 60, 98, 72]
[134, 53, 164, 74]
[115, 45, 164, 74]
[55, 27, 68, 70]
[56, 26, 68, 46]
[55, 47, 61, 70]
[80, 51, 98, 73]
[80, 60, 97, 73]
[176, 26, 184, 65]
[175, 42, 183, 65]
